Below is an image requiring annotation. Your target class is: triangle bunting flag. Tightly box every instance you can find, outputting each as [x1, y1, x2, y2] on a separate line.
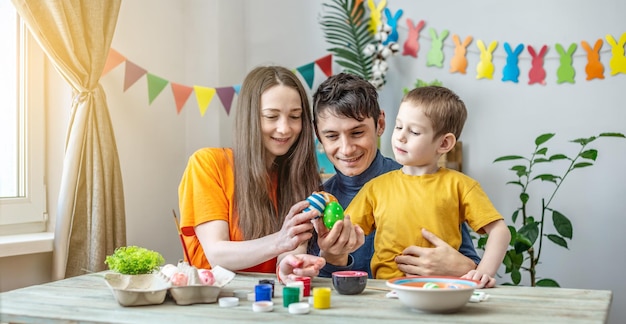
[147, 73, 169, 104]
[193, 86, 216, 116]
[171, 83, 194, 114]
[109, 48, 332, 116]
[102, 48, 126, 77]
[216, 87, 236, 115]
[123, 60, 147, 91]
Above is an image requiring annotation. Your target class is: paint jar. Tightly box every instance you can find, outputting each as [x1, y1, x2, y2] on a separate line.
[258, 279, 275, 298]
[286, 281, 304, 301]
[313, 287, 331, 309]
[294, 276, 311, 297]
[255, 284, 272, 302]
[282, 286, 300, 308]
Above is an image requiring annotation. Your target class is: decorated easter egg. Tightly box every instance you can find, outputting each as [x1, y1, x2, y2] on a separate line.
[423, 282, 440, 289]
[198, 269, 215, 286]
[323, 201, 345, 229]
[304, 192, 327, 216]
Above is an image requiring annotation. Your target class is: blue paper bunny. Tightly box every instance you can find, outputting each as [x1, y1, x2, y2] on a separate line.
[502, 42, 524, 83]
[383, 8, 403, 45]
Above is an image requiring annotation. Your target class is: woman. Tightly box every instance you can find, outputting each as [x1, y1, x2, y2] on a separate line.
[178, 66, 325, 282]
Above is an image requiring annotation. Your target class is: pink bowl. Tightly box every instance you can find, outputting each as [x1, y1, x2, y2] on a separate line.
[332, 271, 368, 295]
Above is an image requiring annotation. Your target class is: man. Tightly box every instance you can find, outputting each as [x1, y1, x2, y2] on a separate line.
[310, 73, 480, 277]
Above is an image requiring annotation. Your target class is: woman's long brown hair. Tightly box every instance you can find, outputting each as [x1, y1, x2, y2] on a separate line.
[233, 66, 321, 240]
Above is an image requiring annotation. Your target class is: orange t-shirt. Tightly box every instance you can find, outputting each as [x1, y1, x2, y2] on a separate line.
[178, 148, 277, 273]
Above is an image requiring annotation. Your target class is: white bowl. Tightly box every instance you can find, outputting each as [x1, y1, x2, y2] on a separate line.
[386, 276, 479, 313]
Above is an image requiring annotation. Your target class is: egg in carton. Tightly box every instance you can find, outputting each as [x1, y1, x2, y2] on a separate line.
[160, 261, 236, 305]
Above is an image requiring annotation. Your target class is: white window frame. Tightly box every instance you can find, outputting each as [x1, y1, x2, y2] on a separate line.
[0, 16, 48, 236]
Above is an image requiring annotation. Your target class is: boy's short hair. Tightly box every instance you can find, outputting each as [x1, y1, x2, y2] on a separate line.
[312, 73, 380, 132]
[401, 86, 467, 139]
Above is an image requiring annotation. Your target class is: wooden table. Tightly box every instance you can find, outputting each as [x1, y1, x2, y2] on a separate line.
[0, 272, 612, 323]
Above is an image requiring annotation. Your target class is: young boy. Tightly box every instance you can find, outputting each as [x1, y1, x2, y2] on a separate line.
[346, 86, 510, 288]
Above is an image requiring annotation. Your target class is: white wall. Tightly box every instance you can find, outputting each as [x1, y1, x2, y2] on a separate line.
[4, 0, 624, 322]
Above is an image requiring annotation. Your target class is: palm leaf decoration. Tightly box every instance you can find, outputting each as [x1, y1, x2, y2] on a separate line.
[320, 0, 374, 80]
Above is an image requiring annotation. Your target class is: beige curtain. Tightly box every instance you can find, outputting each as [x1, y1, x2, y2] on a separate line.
[11, 0, 126, 279]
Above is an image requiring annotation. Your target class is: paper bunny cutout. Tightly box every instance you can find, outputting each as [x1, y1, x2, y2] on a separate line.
[605, 32, 626, 76]
[367, 0, 387, 35]
[528, 45, 548, 85]
[403, 19, 424, 58]
[502, 42, 525, 83]
[449, 34, 473, 74]
[476, 40, 498, 80]
[581, 39, 605, 80]
[556, 43, 577, 84]
[382, 8, 403, 45]
[426, 28, 449, 68]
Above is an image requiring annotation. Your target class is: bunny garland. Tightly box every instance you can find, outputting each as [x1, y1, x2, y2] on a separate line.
[367, 0, 387, 35]
[476, 40, 498, 80]
[426, 28, 449, 68]
[556, 43, 577, 84]
[383, 8, 403, 45]
[450, 34, 473, 74]
[581, 39, 605, 80]
[606, 33, 626, 76]
[402, 19, 424, 58]
[358, 3, 626, 85]
[502, 43, 525, 83]
[528, 45, 548, 85]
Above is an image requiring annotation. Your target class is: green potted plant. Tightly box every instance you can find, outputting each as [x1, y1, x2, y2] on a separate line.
[478, 132, 625, 287]
[105, 245, 165, 275]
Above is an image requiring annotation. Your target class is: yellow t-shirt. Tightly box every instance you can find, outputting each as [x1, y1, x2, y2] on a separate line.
[178, 147, 277, 273]
[346, 168, 503, 279]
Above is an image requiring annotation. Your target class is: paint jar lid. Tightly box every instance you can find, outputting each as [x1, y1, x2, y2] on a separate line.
[252, 301, 274, 312]
[288, 302, 310, 314]
[218, 297, 239, 307]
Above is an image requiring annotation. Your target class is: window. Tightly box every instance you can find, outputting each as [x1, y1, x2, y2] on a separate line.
[0, 5, 47, 236]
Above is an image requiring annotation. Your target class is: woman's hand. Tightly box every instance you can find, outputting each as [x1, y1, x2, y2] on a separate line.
[275, 201, 317, 254]
[277, 254, 326, 283]
[312, 214, 364, 266]
[395, 228, 476, 277]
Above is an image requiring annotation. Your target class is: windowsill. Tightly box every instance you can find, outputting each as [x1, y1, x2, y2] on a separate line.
[0, 232, 54, 258]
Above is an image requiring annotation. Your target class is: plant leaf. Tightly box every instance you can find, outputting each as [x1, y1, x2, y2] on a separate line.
[532, 174, 559, 184]
[511, 210, 520, 223]
[580, 149, 598, 161]
[511, 267, 521, 285]
[536, 147, 548, 155]
[536, 278, 560, 287]
[519, 222, 539, 245]
[519, 192, 529, 204]
[599, 132, 626, 138]
[572, 162, 593, 169]
[535, 133, 555, 146]
[534, 158, 550, 163]
[494, 155, 526, 162]
[546, 234, 569, 249]
[552, 210, 573, 238]
[320, 0, 374, 79]
[549, 154, 569, 161]
[514, 239, 532, 254]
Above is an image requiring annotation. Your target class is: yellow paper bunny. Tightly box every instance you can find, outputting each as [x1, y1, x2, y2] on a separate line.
[367, 0, 387, 35]
[606, 32, 626, 75]
[476, 40, 498, 80]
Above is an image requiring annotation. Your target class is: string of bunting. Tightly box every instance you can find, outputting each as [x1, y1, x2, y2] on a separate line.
[359, 0, 626, 85]
[101, 48, 333, 116]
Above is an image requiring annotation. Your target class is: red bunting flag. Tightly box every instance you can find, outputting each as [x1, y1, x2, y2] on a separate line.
[171, 83, 194, 114]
